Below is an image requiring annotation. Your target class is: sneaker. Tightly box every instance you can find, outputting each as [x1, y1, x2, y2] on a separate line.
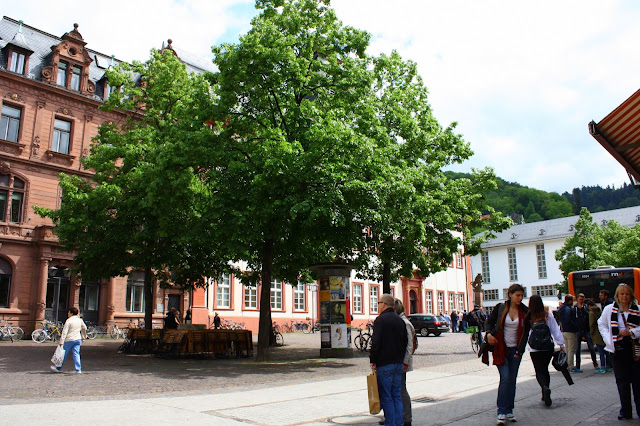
[506, 413, 517, 422]
[75, 370, 82, 374]
[50, 365, 61, 373]
[570, 368, 583, 373]
[497, 414, 506, 425]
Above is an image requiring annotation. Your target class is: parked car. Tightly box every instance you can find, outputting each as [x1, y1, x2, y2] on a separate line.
[407, 313, 450, 337]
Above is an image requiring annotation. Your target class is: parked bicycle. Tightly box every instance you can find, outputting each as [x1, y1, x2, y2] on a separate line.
[109, 323, 128, 339]
[84, 320, 98, 339]
[302, 318, 319, 334]
[31, 320, 61, 343]
[0, 318, 24, 342]
[353, 327, 371, 352]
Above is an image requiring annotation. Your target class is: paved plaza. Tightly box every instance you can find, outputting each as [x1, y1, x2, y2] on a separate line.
[0, 332, 632, 425]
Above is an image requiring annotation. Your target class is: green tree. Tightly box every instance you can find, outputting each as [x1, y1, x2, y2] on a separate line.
[36, 50, 222, 328]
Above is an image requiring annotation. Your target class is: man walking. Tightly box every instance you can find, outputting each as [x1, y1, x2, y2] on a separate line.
[558, 294, 580, 372]
[451, 311, 458, 333]
[575, 293, 598, 371]
[370, 294, 407, 426]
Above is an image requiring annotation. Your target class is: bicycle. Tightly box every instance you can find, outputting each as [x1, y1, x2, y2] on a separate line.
[272, 323, 284, 346]
[469, 326, 483, 354]
[302, 318, 319, 334]
[109, 323, 128, 339]
[84, 320, 98, 339]
[0, 318, 24, 342]
[353, 327, 372, 352]
[31, 320, 62, 343]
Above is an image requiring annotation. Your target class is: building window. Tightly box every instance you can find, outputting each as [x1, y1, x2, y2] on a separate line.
[507, 247, 518, 281]
[70, 65, 82, 91]
[456, 252, 462, 269]
[437, 292, 444, 314]
[52, 118, 71, 154]
[271, 280, 283, 310]
[57, 61, 68, 86]
[79, 281, 99, 312]
[370, 286, 379, 313]
[457, 294, 465, 312]
[294, 281, 305, 311]
[0, 105, 21, 142]
[353, 284, 362, 313]
[9, 51, 26, 74]
[536, 244, 547, 279]
[426, 291, 432, 313]
[244, 285, 257, 309]
[484, 289, 499, 301]
[0, 174, 25, 223]
[0, 258, 12, 308]
[481, 251, 490, 284]
[532, 285, 556, 297]
[216, 274, 230, 308]
[126, 271, 145, 312]
[503, 287, 527, 299]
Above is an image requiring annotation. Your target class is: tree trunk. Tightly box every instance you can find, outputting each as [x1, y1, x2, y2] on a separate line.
[144, 265, 153, 330]
[256, 239, 274, 361]
[382, 261, 391, 295]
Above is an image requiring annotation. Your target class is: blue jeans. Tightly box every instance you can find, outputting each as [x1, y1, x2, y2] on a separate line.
[452, 320, 458, 332]
[576, 331, 597, 368]
[496, 347, 522, 415]
[60, 339, 82, 372]
[596, 344, 612, 368]
[377, 363, 403, 426]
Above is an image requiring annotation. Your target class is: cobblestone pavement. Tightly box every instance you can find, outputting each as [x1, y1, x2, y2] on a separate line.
[0, 330, 477, 403]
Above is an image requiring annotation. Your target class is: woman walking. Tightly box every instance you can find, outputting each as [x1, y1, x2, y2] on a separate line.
[598, 284, 640, 420]
[526, 295, 564, 407]
[587, 299, 611, 373]
[51, 306, 87, 373]
[486, 284, 530, 425]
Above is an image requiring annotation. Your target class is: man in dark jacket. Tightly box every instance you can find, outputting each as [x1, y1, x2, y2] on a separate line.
[599, 289, 614, 310]
[370, 294, 407, 426]
[575, 293, 598, 371]
[558, 295, 579, 372]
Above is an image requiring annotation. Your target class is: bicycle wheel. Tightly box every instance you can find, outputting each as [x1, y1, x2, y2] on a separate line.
[302, 323, 312, 334]
[11, 326, 24, 341]
[354, 335, 366, 352]
[471, 335, 480, 354]
[110, 327, 119, 339]
[50, 329, 61, 342]
[32, 329, 47, 343]
[275, 332, 284, 346]
[86, 327, 97, 340]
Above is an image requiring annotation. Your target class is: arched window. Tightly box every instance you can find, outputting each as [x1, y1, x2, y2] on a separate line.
[0, 174, 25, 223]
[0, 257, 12, 308]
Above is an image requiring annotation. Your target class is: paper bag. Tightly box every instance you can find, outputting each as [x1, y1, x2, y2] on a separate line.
[51, 345, 65, 368]
[367, 371, 381, 414]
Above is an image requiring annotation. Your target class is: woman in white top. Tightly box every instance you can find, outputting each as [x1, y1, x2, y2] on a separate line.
[598, 284, 640, 420]
[526, 294, 564, 407]
[51, 306, 87, 373]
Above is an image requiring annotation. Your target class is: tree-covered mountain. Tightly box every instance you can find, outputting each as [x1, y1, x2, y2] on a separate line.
[445, 172, 640, 223]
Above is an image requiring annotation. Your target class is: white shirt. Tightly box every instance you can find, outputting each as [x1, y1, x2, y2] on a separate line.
[598, 303, 640, 353]
[504, 315, 519, 348]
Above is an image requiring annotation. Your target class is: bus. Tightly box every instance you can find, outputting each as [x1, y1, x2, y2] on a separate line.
[568, 267, 640, 302]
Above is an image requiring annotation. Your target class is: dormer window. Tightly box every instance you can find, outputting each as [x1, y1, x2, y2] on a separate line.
[57, 61, 67, 86]
[9, 51, 26, 74]
[42, 24, 95, 95]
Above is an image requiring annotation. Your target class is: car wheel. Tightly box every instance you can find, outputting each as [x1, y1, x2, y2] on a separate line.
[420, 328, 429, 337]
[433, 332, 441, 337]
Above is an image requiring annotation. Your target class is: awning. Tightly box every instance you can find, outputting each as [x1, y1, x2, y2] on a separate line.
[589, 87, 640, 187]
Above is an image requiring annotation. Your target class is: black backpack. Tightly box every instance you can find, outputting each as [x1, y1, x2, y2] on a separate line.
[528, 321, 554, 351]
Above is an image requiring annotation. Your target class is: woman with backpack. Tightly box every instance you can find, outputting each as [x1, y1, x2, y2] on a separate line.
[526, 294, 565, 407]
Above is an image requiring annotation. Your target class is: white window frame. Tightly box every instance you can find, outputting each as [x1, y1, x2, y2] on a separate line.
[353, 284, 362, 313]
[294, 281, 305, 311]
[536, 244, 548, 279]
[271, 280, 283, 310]
[508, 247, 518, 282]
[370, 286, 379, 314]
[216, 274, 230, 308]
[426, 291, 432, 313]
[484, 289, 499, 301]
[437, 292, 444, 314]
[52, 118, 71, 155]
[481, 251, 490, 283]
[244, 285, 257, 309]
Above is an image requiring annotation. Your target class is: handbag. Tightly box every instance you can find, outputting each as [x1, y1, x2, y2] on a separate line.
[552, 350, 574, 385]
[51, 345, 65, 368]
[621, 314, 640, 362]
[366, 371, 381, 414]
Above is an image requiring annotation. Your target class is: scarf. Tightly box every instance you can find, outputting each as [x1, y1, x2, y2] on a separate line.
[611, 302, 640, 341]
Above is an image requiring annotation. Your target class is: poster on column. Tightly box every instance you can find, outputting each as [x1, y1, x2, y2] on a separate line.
[330, 301, 346, 324]
[320, 301, 330, 324]
[329, 276, 347, 301]
[321, 325, 331, 348]
[331, 324, 348, 348]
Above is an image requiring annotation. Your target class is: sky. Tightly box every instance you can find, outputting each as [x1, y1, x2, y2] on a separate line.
[4, 0, 640, 194]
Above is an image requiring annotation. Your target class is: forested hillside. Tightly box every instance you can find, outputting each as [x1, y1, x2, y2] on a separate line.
[445, 172, 640, 223]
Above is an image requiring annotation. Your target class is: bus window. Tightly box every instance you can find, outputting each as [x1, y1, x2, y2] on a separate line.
[569, 268, 640, 301]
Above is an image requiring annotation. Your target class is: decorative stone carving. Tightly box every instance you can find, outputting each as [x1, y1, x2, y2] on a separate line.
[87, 80, 96, 94]
[37, 99, 46, 109]
[56, 107, 74, 117]
[41, 65, 54, 84]
[4, 92, 22, 102]
[0, 161, 10, 174]
[471, 273, 483, 292]
[0, 141, 25, 155]
[46, 150, 76, 166]
[31, 135, 40, 156]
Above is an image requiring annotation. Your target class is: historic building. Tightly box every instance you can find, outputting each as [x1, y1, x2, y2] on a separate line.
[0, 16, 473, 333]
[470, 205, 640, 314]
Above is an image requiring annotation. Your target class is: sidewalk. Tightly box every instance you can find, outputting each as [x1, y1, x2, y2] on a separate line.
[0, 351, 626, 425]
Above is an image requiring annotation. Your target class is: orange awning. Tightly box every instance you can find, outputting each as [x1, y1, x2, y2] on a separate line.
[590, 87, 640, 186]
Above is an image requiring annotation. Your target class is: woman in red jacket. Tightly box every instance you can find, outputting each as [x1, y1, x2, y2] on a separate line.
[486, 284, 530, 425]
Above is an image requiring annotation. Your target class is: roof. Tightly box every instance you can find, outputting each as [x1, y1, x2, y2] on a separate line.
[589, 87, 640, 186]
[478, 205, 640, 249]
[0, 16, 215, 100]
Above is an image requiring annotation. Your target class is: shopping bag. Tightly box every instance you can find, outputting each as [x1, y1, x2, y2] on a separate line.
[51, 345, 65, 368]
[367, 371, 381, 414]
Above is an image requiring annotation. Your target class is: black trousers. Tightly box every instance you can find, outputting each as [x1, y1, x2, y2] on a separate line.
[530, 350, 554, 391]
[613, 338, 640, 418]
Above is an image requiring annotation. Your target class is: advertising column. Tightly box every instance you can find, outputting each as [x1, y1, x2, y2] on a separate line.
[314, 264, 354, 358]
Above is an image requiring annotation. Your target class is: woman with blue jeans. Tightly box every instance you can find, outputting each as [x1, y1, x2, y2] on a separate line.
[486, 284, 530, 425]
[51, 306, 87, 373]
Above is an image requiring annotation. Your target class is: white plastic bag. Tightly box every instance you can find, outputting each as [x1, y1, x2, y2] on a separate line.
[51, 345, 65, 368]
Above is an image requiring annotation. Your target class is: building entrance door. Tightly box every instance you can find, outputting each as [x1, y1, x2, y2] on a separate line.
[167, 294, 181, 313]
[409, 290, 417, 314]
[46, 266, 70, 323]
[79, 281, 100, 324]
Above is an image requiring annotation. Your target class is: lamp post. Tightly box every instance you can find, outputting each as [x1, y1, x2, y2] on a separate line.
[308, 283, 318, 330]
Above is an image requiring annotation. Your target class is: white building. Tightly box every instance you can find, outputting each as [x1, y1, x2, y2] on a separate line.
[470, 206, 640, 314]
